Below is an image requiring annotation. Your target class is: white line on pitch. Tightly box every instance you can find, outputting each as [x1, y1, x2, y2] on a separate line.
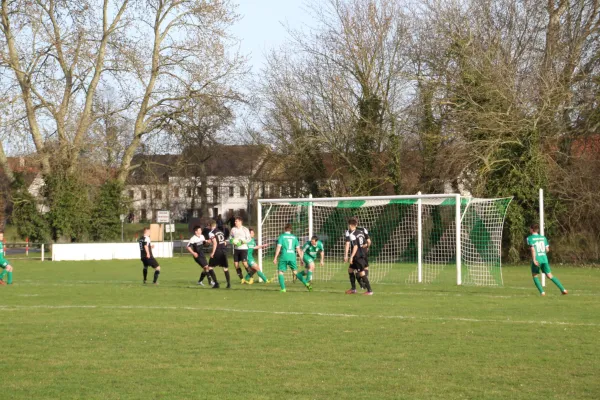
[0, 304, 598, 327]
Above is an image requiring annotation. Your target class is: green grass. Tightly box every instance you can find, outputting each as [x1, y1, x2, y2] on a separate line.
[1, 259, 599, 400]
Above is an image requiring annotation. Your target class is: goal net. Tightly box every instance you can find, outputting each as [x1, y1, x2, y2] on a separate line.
[257, 195, 512, 286]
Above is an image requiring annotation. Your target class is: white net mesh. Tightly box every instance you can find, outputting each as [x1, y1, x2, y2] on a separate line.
[258, 196, 511, 286]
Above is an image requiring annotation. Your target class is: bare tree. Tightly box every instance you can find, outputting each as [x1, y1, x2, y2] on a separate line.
[259, 0, 412, 195]
[0, 0, 130, 177]
[115, 0, 245, 183]
[0, 0, 244, 182]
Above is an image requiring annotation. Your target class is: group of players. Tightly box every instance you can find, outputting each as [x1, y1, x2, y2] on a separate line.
[138, 216, 376, 294]
[0, 218, 569, 297]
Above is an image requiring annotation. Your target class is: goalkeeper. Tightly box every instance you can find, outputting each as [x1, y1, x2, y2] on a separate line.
[241, 228, 271, 284]
[300, 235, 324, 283]
[0, 231, 14, 285]
[230, 216, 252, 281]
[527, 224, 567, 296]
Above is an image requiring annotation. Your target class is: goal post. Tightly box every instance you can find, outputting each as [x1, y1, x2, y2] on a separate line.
[257, 194, 512, 286]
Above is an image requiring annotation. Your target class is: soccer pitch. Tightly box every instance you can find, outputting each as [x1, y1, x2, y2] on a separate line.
[2, 259, 599, 400]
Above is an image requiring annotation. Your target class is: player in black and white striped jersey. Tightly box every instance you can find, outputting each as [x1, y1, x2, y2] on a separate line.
[187, 226, 219, 288]
[207, 220, 231, 288]
[138, 227, 161, 285]
[344, 217, 371, 289]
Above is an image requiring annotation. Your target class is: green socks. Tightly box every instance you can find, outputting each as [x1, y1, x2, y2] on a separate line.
[295, 272, 308, 285]
[550, 276, 565, 292]
[278, 274, 286, 290]
[0, 269, 6, 280]
[533, 277, 544, 294]
[307, 271, 313, 281]
[7, 271, 12, 284]
[245, 271, 269, 282]
[257, 271, 268, 282]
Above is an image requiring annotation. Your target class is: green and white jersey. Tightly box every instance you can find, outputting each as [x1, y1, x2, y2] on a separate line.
[277, 232, 299, 262]
[247, 238, 257, 264]
[527, 233, 549, 263]
[0, 241, 4, 258]
[302, 240, 324, 260]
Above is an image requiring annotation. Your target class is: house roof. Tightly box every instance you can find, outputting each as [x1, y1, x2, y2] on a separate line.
[127, 145, 269, 184]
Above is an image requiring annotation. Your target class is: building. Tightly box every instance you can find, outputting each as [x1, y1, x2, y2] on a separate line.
[124, 145, 337, 223]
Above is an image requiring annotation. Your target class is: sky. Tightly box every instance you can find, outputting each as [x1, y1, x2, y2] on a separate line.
[230, 0, 313, 73]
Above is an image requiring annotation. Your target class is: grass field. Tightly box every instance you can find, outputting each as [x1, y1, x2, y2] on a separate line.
[1, 258, 599, 400]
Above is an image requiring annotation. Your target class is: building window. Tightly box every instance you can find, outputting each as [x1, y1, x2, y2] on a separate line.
[281, 185, 289, 196]
[128, 190, 134, 199]
[197, 187, 202, 196]
[173, 187, 180, 198]
[229, 186, 234, 197]
[213, 186, 219, 202]
[155, 190, 162, 200]
[187, 187, 192, 198]
[141, 209, 147, 221]
[141, 190, 147, 200]
[239, 186, 246, 197]
[213, 207, 218, 218]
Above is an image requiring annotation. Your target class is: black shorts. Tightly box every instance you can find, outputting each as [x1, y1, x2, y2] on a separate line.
[234, 249, 248, 263]
[351, 257, 368, 271]
[142, 257, 159, 268]
[194, 255, 208, 268]
[209, 250, 228, 268]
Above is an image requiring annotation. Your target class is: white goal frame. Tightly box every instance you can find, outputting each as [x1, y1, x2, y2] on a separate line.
[257, 193, 466, 285]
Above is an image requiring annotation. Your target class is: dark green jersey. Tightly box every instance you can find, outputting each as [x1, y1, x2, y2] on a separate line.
[526, 233, 549, 263]
[247, 238, 257, 264]
[302, 240, 324, 260]
[277, 232, 299, 262]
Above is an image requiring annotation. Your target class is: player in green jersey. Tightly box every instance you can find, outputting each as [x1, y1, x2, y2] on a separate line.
[241, 228, 272, 284]
[527, 224, 567, 296]
[0, 231, 14, 285]
[273, 223, 312, 293]
[299, 236, 324, 283]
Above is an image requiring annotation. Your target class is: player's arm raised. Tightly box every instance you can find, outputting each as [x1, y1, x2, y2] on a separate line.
[254, 243, 270, 250]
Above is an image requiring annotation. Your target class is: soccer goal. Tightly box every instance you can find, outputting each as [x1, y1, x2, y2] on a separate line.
[257, 194, 512, 286]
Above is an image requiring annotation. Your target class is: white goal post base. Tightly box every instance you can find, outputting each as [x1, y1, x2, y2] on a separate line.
[257, 194, 512, 286]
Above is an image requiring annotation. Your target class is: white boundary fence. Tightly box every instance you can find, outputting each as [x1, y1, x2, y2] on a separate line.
[52, 242, 173, 261]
